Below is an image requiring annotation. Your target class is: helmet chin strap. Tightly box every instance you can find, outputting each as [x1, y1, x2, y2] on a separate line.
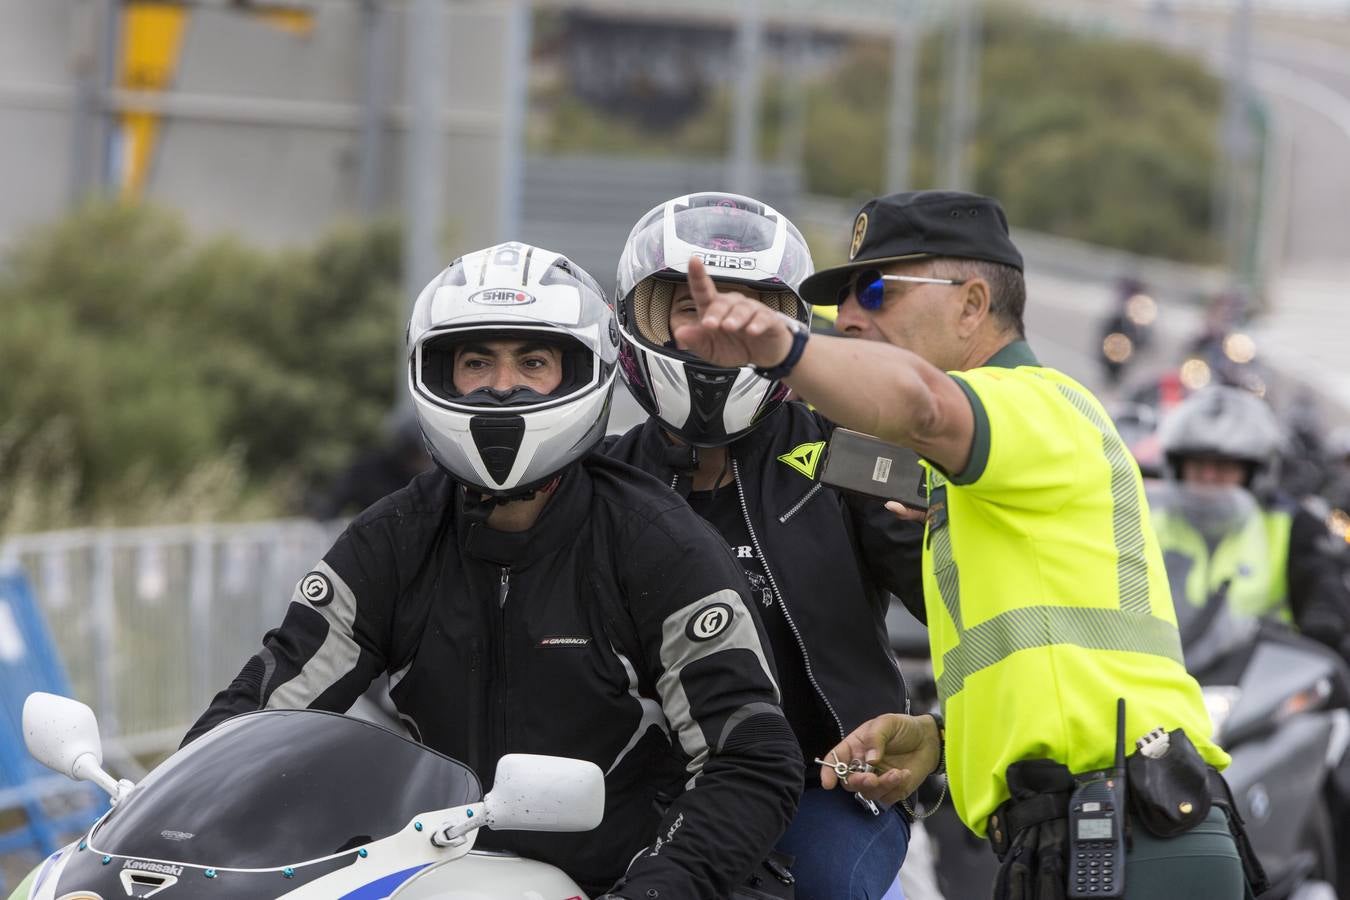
[460, 474, 564, 522]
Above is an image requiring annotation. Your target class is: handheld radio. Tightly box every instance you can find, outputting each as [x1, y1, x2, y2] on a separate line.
[1067, 698, 1127, 897]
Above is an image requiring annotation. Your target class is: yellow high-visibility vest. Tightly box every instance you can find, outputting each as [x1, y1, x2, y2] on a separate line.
[922, 341, 1228, 835]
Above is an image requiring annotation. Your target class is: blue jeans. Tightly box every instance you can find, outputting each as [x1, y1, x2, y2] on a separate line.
[774, 786, 910, 900]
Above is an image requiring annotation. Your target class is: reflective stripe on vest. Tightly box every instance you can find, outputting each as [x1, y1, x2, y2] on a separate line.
[932, 380, 1185, 705]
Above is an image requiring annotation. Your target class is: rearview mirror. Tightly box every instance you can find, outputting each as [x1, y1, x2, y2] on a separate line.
[484, 754, 604, 832]
[23, 692, 122, 799]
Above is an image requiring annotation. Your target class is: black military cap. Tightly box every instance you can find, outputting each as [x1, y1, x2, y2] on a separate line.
[800, 190, 1024, 307]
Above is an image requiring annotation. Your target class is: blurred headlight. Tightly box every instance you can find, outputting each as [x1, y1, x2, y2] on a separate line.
[1180, 358, 1212, 390]
[1103, 332, 1134, 363]
[1125, 293, 1157, 326]
[1222, 333, 1257, 364]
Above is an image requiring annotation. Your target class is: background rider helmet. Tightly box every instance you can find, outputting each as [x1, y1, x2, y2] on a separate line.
[1158, 385, 1285, 493]
[407, 242, 619, 495]
[614, 191, 813, 447]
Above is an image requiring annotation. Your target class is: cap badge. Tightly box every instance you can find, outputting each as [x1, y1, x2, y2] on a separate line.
[849, 212, 868, 260]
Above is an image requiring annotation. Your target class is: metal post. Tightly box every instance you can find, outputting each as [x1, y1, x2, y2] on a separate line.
[188, 532, 214, 714]
[496, 0, 532, 243]
[729, 0, 763, 196]
[885, 2, 918, 193]
[401, 0, 447, 406]
[777, 28, 809, 174]
[938, 0, 980, 190]
[1218, 0, 1254, 290]
[92, 536, 119, 735]
[357, 0, 391, 215]
[97, 0, 122, 191]
[69, 0, 100, 204]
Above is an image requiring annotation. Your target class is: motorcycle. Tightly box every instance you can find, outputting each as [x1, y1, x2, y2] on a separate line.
[1148, 482, 1350, 900]
[7, 692, 605, 899]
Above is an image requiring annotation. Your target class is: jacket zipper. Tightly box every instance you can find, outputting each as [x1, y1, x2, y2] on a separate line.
[678, 460, 910, 725]
[495, 566, 511, 762]
[731, 460, 845, 740]
[778, 483, 824, 524]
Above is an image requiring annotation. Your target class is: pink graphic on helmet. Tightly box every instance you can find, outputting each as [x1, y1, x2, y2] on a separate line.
[709, 237, 748, 252]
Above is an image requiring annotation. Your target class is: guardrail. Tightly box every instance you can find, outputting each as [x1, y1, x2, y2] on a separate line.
[0, 519, 342, 757]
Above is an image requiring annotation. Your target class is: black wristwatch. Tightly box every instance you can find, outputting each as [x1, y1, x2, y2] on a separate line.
[929, 711, 946, 775]
[752, 316, 810, 381]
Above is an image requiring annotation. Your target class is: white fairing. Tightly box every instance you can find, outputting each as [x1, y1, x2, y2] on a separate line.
[391, 852, 589, 899]
[407, 242, 619, 494]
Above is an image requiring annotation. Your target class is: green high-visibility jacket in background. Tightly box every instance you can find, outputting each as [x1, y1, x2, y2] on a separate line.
[1150, 504, 1291, 622]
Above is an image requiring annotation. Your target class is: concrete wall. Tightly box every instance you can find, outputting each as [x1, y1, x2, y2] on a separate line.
[0, 0, 514, 252]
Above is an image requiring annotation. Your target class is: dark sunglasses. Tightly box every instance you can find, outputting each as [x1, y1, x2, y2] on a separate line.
[837, 269, 968, 310]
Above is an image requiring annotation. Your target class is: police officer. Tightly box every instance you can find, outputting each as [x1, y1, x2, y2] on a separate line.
[1156, 385, 1350, 662]
[187, 243, 801, 900]
[675, 190, 1263, 898]
[603, 192, 925, 899]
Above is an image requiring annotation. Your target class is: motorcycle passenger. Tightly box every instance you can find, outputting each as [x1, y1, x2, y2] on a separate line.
[1156, 385, 1350, 662]
[675, 189, 1266, 899]
[602, 192, 925, 899]
[185, 243, 802, 900]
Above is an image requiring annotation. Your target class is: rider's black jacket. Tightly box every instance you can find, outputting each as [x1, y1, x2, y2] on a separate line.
[185, 455, 801, 899]
[1280, 495, 1350, 659]
[602, 401, 927, 755]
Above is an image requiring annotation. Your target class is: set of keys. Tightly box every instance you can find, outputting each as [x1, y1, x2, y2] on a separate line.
[812, 752, 875, 783]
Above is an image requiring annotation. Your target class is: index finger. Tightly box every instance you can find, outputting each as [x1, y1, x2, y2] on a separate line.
[687, 255, 732, 324]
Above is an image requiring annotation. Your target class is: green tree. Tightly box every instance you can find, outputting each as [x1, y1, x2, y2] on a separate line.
[0, 203, 404, 531]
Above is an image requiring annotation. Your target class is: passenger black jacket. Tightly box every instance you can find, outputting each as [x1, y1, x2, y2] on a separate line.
[603, 401, 927, 751]
[186, 455, 801, 899]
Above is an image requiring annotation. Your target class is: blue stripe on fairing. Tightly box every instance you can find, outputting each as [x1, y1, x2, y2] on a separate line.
[32, 849, 65, 893]
[336, 864, 430, 899]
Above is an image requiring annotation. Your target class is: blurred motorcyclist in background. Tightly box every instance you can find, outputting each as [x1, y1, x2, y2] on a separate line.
[1096, 276, 1156, 387]
[1155, 385, 1350, 661]
[306, 410, 433, 519]
[1321, 426, 1350, 515]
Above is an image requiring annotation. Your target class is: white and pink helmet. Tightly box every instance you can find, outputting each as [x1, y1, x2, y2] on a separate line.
[614, 192, 814, 447]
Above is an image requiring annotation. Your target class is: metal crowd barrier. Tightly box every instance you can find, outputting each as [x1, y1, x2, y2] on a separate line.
[0, 519, 343, 758]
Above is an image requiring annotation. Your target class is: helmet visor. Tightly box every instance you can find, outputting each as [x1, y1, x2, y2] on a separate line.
[416, 327, 596, 411]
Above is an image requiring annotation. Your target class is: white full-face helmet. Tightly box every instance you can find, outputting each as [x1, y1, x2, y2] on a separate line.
[615, 192, 814, 447]
[406, 242, 618, 496]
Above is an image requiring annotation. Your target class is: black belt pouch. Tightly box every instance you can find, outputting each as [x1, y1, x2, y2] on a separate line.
[1126, 728, 1269, 895]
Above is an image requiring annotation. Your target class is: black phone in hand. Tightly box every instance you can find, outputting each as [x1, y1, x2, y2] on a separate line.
[818, 428, 927, 510]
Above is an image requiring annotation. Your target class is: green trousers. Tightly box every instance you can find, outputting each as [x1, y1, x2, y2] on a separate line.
[1124, 807, 1249, 900]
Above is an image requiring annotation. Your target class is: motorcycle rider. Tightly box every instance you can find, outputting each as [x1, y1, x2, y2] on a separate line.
[603, 191, 924, 899]
[185, 243, 802, 900]
[1322, 425, 1350, 515]
[1155, 385, 1350, 661]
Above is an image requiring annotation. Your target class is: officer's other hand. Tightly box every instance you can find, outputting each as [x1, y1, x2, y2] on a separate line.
[884, 500, 927, 523]
[819, 713, 941, 807]
[675, 256, 794, 370]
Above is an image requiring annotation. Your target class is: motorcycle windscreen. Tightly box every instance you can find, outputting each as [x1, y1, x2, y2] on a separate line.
[90, 709, 481, 868]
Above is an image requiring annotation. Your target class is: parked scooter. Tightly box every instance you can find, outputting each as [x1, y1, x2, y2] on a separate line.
[1149, 482, 1350, 900]
[7, 693, 604, 899]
